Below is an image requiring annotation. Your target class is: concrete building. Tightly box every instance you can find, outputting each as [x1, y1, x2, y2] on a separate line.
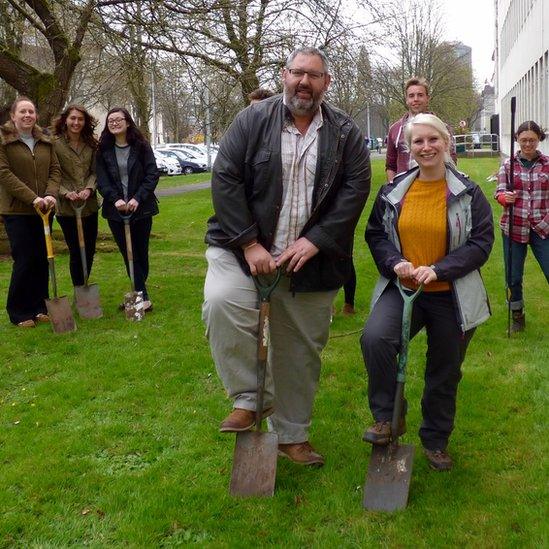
[452, 41, 473, 70]
[494, 0, 549, 154]
[475, 82, 496, 132]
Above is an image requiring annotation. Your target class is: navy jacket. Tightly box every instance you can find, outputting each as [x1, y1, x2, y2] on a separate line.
[96, 141, 159, 221]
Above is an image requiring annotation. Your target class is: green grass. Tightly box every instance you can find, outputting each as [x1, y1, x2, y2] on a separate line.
[0, 157, 547, 547]
[157, 172, 210, 190]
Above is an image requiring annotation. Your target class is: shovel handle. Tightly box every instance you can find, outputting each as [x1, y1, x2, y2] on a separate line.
[390, 280, 423, 443]
[34, 205, 54, 259]
[122, 215, 136, 292]
[395, 279, 422, 382]
[253, 268, 282, 303]
[71, 200, 89, 282]
[252, 269, 282, 430]
[70, 198, 87, 216]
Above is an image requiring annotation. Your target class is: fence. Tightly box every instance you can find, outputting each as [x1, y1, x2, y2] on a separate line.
[454, 133, 500, 156]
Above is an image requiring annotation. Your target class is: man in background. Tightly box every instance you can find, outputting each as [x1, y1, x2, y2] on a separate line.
[385, 77, 457, 181]
[248, 88, 275, 104]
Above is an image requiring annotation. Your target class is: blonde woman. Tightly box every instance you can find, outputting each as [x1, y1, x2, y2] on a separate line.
[361, 113, 494, 471]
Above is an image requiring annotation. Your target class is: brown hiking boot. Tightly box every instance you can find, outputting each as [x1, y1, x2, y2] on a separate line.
[34, 313, 50, 323]
[278, 441, 325, 467]
[511, 310, 525, 333]
[17, 319, 35, 328]
[342, 303, 356, 316]
[219, 407, 274, 433]
[362, 418, 406, 446]
[424, 448, 453, 471]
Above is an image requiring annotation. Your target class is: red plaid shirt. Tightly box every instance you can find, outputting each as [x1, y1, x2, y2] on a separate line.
[495, 152, 549, 243]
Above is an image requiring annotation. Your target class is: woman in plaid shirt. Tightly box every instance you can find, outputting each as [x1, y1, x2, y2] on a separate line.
[495, 120, 549, 332]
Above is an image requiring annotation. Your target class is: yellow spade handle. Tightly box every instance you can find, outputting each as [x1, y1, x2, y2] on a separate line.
[34, 205, 54, 259]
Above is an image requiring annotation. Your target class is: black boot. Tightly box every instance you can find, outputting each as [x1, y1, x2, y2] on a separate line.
[511, 310, 525, 333]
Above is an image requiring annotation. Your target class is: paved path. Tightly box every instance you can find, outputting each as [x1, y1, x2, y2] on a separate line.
[156, 181, 211, 196]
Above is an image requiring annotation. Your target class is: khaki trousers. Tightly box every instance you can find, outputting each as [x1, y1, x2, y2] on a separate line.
[202, 246, 336, 443]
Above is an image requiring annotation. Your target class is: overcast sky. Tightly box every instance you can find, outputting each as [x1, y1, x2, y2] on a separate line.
[440, 0, 495, 87]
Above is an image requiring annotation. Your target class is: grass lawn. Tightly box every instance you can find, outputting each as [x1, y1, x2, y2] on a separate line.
[0, 157, 547, 547]
[156, 172, 211, 190]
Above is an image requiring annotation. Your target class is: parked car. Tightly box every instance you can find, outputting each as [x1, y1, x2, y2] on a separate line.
[158, 147, 208, 170]
[154, 150, 181, 175]
[180, 149, 210, 167]
[163, 142, 216, 165]
[156, 148, 206, 174]
[182, 143, 217, 160]
[167, 145, 210, 167]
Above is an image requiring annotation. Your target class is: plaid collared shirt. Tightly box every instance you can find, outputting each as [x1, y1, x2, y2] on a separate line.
[270, 106, 323, 257]
[495, 152, 549, 243]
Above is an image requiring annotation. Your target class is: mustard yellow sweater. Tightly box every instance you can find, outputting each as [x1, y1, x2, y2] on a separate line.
[398, 178, 450, 292]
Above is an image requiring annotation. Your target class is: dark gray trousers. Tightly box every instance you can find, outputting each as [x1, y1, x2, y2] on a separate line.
[3, 214, 49, 324]
[360, 283, 475, 451]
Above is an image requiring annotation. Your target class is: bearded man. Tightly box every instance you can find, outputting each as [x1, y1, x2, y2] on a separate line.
[202, 46, 371, 466]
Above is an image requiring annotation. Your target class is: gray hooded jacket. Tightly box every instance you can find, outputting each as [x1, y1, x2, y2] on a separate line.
[366, 164, 494, 332]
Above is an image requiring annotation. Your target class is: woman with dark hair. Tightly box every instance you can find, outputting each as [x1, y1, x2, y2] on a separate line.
[96, 107, 159, 312]
[495, 120, 548, 332]
[0, 96, 60, 327]
[52, 105, 100, 288]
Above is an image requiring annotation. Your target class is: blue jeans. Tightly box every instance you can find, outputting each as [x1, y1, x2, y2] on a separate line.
[502, 230, 549, 310]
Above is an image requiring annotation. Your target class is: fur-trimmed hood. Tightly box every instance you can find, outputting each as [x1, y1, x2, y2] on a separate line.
[0, 121, 52, 146]
[0, 121, 60, 215]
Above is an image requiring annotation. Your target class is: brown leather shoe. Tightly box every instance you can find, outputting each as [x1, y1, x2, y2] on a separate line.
[34, 313, 50, 323]
[342, 303, 356, 315]
[424, 448, 453, 471]
[278, 441, 325, 467]
[511, 310, 525, 333]
[219, 407, 274, 433]
[363, 418, 406, 445]
[17, 319, 36, 328]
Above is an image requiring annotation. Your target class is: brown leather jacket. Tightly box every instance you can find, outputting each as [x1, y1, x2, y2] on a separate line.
[54, 135, 99, 217]
[0, 122, 60, 215]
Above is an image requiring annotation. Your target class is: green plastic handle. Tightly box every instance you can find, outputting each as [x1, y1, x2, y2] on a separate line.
[395, 279, 423, 383]
[253, 268, 282, 302]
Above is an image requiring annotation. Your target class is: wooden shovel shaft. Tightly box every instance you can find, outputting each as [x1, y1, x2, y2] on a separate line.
[255, 300, 270, 430]
[35, 206, 58, 297]
[74, 207, 89, 284]
[252, 269, 281, 430]
[392, 281, 423, 441]
[123, 217, 136, 292]
[35, 206, 54, 259]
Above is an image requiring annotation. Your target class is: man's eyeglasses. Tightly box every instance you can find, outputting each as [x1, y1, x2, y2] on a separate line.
[107, 118, 126, 126]
[286, 68, 325, 80]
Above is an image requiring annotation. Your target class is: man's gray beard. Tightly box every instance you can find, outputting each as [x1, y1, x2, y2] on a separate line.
[284, 89, 323, 117]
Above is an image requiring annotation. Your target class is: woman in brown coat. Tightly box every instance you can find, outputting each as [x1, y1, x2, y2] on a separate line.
[0, 97, 60, 327]
[52, 105, 100, 287]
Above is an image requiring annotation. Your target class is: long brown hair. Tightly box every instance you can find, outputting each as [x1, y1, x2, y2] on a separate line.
[52, 104, 98, 148]
[98, 107, 148, 151]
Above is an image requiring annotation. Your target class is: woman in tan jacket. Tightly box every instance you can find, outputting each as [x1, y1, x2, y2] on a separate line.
[52, 105, 99, 288]
[0, 96, 60, 327]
